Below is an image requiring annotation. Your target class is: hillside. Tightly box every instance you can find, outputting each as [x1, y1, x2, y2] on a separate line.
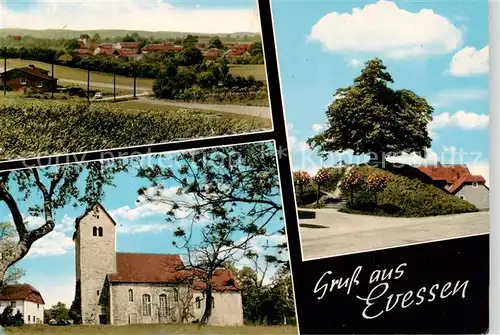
[339, 164, 478, 217]
[0, 28, 262, 41]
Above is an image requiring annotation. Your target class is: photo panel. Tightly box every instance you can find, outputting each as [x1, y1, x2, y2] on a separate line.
[271, 0, 489, 333]
[0, 140, 298, 332]
[0, 0, 274, 163]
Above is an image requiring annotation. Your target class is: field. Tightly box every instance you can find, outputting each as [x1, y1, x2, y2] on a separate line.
[0, 98, 271, 161]
[5, 59, 267, 89]
[4, 324, 298, 334]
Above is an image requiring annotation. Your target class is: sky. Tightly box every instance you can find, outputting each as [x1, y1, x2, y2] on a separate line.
[1, 142, 286, 308]
[0, 0, 261, 33]
[271, 0, 490, 185]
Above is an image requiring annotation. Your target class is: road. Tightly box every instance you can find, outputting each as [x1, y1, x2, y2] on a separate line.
[298, 208, 489, 260]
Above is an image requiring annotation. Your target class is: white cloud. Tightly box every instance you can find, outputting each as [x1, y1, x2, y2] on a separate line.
[430, 88, 489, 108]
[1, 0, 261, 33]
[430, 111, 489, 130]
[387, 149, 440, 165]
[312, 124, 324, 132]
[308, 0, 462, 58]
[27, 230, 74, 258]
[449, 45, 489, 76]
[348, 58, 364, 68]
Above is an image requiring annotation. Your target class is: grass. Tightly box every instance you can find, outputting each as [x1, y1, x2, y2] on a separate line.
[4, 324, 297, 334]
[0, 97, 271, 161]
[338, 164, 478, 217]
[228, 64, 267, 82]
[6, 59, 154, 89]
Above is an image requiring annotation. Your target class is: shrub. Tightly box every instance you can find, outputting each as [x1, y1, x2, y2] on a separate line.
[339, 165, 478, 217]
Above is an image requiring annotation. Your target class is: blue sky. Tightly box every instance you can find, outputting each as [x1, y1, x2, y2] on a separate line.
[1, 142, 285, 308]
[272, 0, 489, 183]
[1, 0, 261, 33]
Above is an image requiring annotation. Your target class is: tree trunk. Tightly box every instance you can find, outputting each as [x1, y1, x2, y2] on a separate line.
[198, 283, 213, 328]
[299, 184, 303, 205]
[316, 184, 321, 206]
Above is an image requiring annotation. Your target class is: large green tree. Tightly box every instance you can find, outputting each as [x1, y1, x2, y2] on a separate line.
[137, 143, 285, 327]
[307, 58, 433, 165]
[0, 161, 127, 286]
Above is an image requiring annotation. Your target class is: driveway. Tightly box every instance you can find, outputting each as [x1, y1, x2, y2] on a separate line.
[299, 208, 489, 260]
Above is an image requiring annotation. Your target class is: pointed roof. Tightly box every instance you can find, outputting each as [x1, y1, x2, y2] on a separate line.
[0, 285, 45, 305]
[73, 203, 117, 240]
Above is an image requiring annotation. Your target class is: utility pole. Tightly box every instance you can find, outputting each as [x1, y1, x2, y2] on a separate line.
[3, 46, 7, 96]
[133, 74, 136, 99]
[87, 68, 90, 104]
[113, 73, 116, 101]
[51, 56, 55, 99]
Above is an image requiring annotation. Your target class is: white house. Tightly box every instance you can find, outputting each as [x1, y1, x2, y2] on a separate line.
[73, 203, 244, 326]
[0, 284, 45, 324]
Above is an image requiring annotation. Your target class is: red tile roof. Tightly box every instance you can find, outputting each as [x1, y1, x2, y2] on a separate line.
[95, 47, 115, 55]
[202, 49, 219, 58]
[107, 253, 239, 291]
[116, 48, 138, 56]
[0, 285, 45, 305]
[76, 49, 92, 55]
[416, 164, 486, 194]
[117, 42, 139, 49]
[142, 43, 183, 52]
[12, 66, 55, 81]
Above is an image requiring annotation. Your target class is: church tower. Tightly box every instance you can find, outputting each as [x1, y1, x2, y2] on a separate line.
[74, 203, 117, 325]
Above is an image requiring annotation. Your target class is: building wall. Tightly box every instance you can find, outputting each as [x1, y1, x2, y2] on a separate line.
[76, 205, 117, 325]
[110, 283, 192, 326]
[23, 301, 44, 324]
[193, 291, 244, 326]
[455, 184, 489, 210]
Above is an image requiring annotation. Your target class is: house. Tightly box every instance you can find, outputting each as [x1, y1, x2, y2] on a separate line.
[202, 49, 219, 60]
[0, 284, 45, 324]
[94, 45, 115, 56]
[115, 42, 140, 50]
[114, 49, 139, 59]
[1, 65, 58, 92]
[76, 49, 93, 57]
[416, 164, 489, 210]
[142, 43, 184, 54]
[223, 43, 252, 57]
[79, 34, 91, 49]
[73, 203, 244, 326]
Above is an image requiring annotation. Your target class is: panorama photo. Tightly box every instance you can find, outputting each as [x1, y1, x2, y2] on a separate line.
[0, 0, 271, 161]
[272, 0, 489, 260]
[0, 142, 297, 333]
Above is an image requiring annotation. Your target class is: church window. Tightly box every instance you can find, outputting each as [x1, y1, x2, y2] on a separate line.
[212, 298, 215, 309]
[142, 294, 151, 316]
[97, 290, 99, 296]
[98, 227, 103, 237]
[195, 297, 201, 309]
[128, 289, 133, 302]
[159, 294, 167, 316]
[28, 315, 30, 322]
[92, 226, 97, 236]
[173, 289, 179, 302]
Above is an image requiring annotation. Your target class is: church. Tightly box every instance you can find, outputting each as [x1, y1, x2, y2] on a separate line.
[72, 203, 244, 326]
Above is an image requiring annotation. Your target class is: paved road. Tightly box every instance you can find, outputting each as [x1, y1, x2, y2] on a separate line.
[99, 92, 152, 101]
[299, 208, 489, 260]
[135, 97, 271, 119]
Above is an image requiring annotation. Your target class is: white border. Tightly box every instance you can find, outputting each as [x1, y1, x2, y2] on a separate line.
[0, 0, 274, 166]
[489, 1, 498, 333]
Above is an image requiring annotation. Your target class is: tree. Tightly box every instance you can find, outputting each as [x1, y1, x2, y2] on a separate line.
[208, 36, 223, 49]
[180, 47, 203, 66]
[183, 35, 199, 48]
[341, 169, 365, 206]
[0, 222, 25, 286]
[122, 34, 136, 42]
[312, 168, 331, 206]
[365, 173, 388, 205]
[307, 58, 433, 166]
[292, 171, 310, 205]
[249, 41, 263, 57]
[47, 302, 69, 322]
[91, 33, 102, 45]
[0, 161, 127, 287]
[64, 39, 80, 52]
[136, 143, 283, 327]
[1, 305, 13, 326]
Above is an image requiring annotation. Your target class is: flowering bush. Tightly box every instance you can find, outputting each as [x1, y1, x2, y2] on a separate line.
[293, 170, 311, 186]
[313, 168, 331, 185]
[341, 170, 365, 191]
[366, 173, 388, 193]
